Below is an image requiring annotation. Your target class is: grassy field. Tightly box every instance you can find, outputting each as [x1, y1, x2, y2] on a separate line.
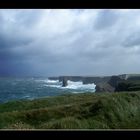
[0, 91, 140, 129]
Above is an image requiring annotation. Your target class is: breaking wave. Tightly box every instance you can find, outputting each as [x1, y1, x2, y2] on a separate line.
[44, 80, 96, 92]
[62, 80, 96, 90]
[35, 79, 59, 84]
[46, 79, 59, 83]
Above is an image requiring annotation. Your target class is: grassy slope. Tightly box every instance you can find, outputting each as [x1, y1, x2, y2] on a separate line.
[0, 92, 140, 129]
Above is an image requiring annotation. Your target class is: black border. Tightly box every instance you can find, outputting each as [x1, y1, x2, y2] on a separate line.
[0, 130, 140, 139]
[0, 0, 140, 8]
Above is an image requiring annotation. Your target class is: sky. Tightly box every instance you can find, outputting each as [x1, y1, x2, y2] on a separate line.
[1, 9, 140, 77]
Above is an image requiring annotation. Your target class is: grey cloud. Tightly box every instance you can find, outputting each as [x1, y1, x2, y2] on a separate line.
[94, 10, 119, 30]
[123, 31, 140, 48]
[0, 9, 140, 76]
[0, 34, 32, 49]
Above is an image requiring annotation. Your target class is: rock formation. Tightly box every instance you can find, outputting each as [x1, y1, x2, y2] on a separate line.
[62, 78, 68, 87]
[108, 76, 125, 88]
[48, 74, 140, 92]
[95, 82, 115, 92]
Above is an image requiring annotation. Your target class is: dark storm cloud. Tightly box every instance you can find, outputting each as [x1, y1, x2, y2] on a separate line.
[0, 9, 140, 76]
[0, 34, 32, 49]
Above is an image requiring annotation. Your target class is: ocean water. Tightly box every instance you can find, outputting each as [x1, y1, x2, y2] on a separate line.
[0, 77, 96, 103]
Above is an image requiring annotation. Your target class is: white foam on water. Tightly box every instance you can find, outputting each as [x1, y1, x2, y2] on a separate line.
[46, 79, 59, 83]
[44, 80, 96, 92]
[35, 79, 59, 84]
[45, 84, 61, 88]
[62, 80, 96, 90]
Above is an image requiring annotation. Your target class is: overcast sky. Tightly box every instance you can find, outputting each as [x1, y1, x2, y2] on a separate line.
[1, 9, 140, 77]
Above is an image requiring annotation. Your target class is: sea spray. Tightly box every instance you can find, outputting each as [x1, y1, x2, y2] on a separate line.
[44, 80, 96, 92]
[0, 78, 96, 103]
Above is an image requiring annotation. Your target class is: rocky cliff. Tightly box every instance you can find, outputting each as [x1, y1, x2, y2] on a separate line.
[48, 74, 140, 92]
[95, 75, 125, 92]
[58, 76, 111, 85]
[95, 82, 115, 92]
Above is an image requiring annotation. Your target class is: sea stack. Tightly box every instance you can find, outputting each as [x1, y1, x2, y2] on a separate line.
[62, 77, 68, 87]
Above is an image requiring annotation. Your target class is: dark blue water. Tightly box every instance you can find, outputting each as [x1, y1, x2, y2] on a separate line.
[0, 77, 96, 103]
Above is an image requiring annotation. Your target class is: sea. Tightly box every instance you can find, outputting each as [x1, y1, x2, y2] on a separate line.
[0, 77, 96, 103]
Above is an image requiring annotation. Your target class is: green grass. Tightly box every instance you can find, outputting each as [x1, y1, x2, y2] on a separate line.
[115, 80, 140, 92]
[0, 92, 140, 129]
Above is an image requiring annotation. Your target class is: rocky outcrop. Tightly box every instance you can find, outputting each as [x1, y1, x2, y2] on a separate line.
[95, 75, 126, 93]
[108, 76, 125, 88]
[49, 76, 113, 89]
[95, 82, 115, 92]
[62, 78, 68, 87]
[58, 76, 111, 85]
[82, 76, 110, 85]
[48, 74, 140, 91]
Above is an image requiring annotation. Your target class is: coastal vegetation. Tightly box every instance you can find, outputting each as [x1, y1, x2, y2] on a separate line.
[0, 91, 140, 129]
[115, 80, 140, 92]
